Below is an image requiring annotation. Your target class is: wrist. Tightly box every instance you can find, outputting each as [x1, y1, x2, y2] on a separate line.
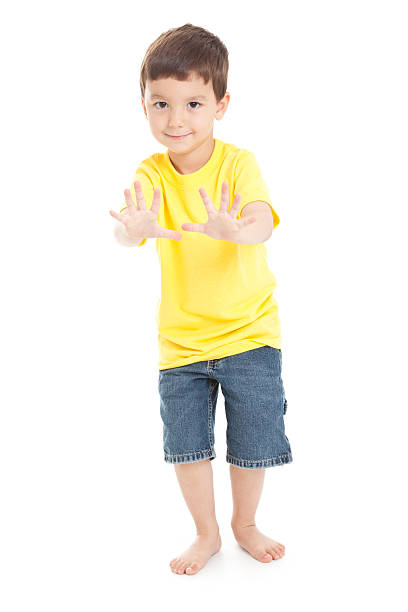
[114, 223, 144, 246]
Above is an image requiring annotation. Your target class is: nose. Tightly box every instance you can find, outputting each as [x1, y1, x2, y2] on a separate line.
[168, 109, 185, 128]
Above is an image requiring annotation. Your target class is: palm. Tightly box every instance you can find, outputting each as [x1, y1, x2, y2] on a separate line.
[198, 209, 242, 240]
[122, 208, 166, 239]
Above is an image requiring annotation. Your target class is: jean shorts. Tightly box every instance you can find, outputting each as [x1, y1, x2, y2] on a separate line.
[158, 345, 293, 469]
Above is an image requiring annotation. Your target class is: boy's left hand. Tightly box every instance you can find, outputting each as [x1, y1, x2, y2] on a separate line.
[180, 182, 257, 242]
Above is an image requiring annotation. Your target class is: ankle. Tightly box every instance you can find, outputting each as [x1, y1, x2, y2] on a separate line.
[195, 523, 220, 537]
[231, 519, 256, 530]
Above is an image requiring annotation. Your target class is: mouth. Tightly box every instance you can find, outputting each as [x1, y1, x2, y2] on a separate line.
[165, 133, 191, 140]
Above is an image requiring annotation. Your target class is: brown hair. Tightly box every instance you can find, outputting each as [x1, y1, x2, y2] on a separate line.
[140, 23, 229, 103]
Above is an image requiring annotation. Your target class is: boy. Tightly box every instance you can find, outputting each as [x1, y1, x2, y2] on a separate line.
[109, 23, 292, 576]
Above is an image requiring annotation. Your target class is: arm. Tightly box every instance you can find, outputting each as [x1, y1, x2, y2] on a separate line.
[234, 201, 274, 245]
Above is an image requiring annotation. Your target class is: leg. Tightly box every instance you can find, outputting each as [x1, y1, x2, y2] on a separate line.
[229, 464, 285, 562]
[213, 346, 291, 563]
[174, 459, 219, 535]
[158, 364, 221, 575]
[169, 459, 222, 575]
[230, 464, 266, 528]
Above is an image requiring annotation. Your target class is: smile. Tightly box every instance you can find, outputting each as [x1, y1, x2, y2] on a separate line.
[165, 133, 191, 140]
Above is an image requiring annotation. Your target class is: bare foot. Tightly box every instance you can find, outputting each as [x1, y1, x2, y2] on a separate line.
[231, 523, 285, 563]
[169, 531, 222, 575]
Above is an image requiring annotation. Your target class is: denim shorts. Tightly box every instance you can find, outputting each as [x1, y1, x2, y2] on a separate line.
[158, 345, 293, 469]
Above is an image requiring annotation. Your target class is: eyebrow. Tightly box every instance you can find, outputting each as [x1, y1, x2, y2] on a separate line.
[150, 94, 207, 101]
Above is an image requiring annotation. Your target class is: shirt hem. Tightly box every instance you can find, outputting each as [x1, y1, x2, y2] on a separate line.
[158, 339, 282, 370]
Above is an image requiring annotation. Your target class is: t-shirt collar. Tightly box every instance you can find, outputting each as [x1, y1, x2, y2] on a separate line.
[162, 138, 221, 187]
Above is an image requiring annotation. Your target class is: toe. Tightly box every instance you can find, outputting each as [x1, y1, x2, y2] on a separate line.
[261, 552, 273, 562]
[267, 548, 279, 560]
[186, 562, 199, 574]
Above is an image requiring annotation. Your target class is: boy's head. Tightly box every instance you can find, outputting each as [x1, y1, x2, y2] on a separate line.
[139, 23, 230, 153]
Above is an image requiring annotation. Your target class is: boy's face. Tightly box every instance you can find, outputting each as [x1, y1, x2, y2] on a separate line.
[141, 73, 230, 153]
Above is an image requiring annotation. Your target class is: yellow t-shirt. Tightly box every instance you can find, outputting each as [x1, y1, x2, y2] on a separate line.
[120, 137, 282, 370]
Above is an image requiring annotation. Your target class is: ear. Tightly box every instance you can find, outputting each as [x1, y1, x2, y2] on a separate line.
[215, 92, 230, 120]
[141, 97, 148, 119]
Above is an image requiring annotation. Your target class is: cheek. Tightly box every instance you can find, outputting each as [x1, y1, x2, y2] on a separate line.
[150, 114, 165, 126]
[191, 111, 210, 125]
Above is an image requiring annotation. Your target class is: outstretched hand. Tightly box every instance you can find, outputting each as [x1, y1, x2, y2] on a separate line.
[109, 181, 182, 242]
[181, 181, 257, 241]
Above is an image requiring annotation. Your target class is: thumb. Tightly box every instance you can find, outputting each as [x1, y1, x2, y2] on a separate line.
[160, 229, 182, 241]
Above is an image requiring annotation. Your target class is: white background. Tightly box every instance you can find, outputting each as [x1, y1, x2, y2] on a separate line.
[1, 0, 407, 610]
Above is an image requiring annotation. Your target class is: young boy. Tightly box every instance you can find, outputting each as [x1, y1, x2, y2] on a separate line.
[109, 23, 292, 576]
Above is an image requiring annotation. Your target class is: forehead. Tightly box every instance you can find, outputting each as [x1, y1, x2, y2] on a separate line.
[146, 76, 212, 99]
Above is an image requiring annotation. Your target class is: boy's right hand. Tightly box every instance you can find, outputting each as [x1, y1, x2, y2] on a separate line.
[109, 181, 183, 241]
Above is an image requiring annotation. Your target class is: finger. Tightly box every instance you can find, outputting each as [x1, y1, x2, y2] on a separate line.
[198, 187, 217, 214]
[181, 222, 206, 233]
[109, 209, 125, 223]
[149, 188, 161, 217]
[158, 230, 183, 240]
[124, 188, 137, 215]
[229, 193, 242, 218]
[133, 180, 147, 211]
[219, 181, 229, 213]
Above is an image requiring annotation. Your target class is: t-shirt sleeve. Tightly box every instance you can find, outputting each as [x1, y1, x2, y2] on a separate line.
[233, 151, 280, 230]
[120, 165, 155, 247]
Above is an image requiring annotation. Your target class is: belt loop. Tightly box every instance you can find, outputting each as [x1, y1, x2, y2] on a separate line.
[207, 359, 215, 374]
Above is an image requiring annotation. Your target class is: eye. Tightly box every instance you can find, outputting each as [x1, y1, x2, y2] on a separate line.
[152, 101, 201, 110]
